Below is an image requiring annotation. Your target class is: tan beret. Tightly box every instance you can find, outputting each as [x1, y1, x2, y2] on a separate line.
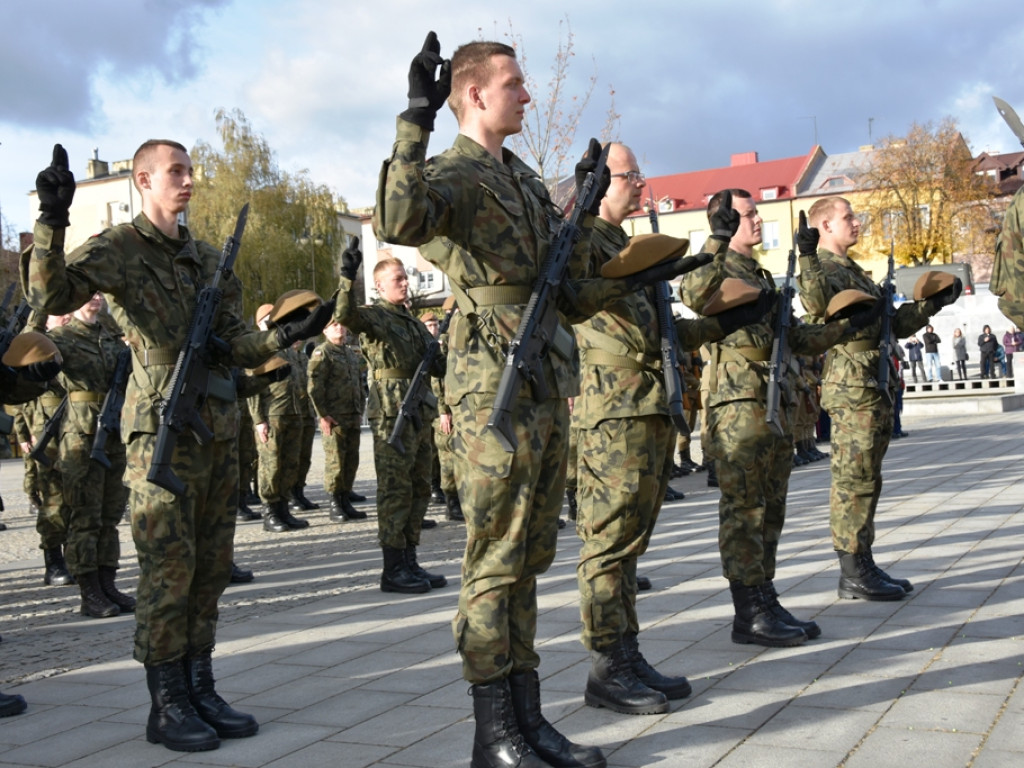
[913, 271, 956, 301]
[600, 233, 690, 278]
[247, 353, 289, 377]
[2, 332, 61, 367]
[442, 294, 456, 312]
[267, 289, 323, 325]
[255, 303, 274, 325]
[825, 289, 876, 320]
[420, 311, 438, 323]
[702, 278, 762, 316]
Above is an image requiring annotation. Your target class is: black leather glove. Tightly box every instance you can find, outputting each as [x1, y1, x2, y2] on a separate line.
[22, 359, 63, 382]
[715, 289, 778, 336]
[623, 252, 714, 290]
[340, 237, 362, 280]
[574, 138, 610, 216]
[275, 299, 335, 348]
[36, 144, 76, 228]
[709, 190, 739, 243]
[932, 277, 963, 308]
[399, 31, 452, 131]
[795, 210, 819, 257]
[844, 296, 887, 331]
[265, 364, 292, 383]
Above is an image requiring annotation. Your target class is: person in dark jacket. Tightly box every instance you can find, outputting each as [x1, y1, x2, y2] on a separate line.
[904, 335, 925, 382]
[978, 326, 998, 378]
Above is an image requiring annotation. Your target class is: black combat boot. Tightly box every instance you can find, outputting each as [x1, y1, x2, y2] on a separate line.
[235, 499, 260, 522]
[277, 500, 309, 530]
[508, 669, 606, 768]
[622, 632, 691, 699]
[585, 642, 668, 715]
[729, 581, 807, 647]
[380, 546, 430, 594]
[229, 563, 254, 584]
[446, 493, 465, 521]
[470, 679, 549, 768]
[289, 485, 319, 510]
[565, 488, 578, 521]
[98, 566, 136, 613]
[836, 551, 906, 601]
[636, 575, 652, 591]
[262, 501, 289, 533]
[761, 580, 821, 640]
[0, 691, 27, 717]
[186, 651, 258, 739]
[145, 660, 220, 752]
[405, 546, 447, 588]
[43, 546, 73, 586]
[706, 461, 718, 488]
[430, 479, 446, 505]
[348, 490, 367, 502]
[329, 493, 352, 522]
[78, 570, 120, 618]
[862, 549, 914, 593]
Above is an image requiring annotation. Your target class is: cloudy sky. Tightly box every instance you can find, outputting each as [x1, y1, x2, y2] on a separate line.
[2, 0, 1023, 238]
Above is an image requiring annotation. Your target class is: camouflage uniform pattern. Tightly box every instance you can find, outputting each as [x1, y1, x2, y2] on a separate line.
[18, 391, 69, 549]
[334, 274, 437, 549]
[308, 339, 365, 496]
[574, 218, 727, 650]
[798, 247, 941, 553]
[681, 240, 849, 584]
[23, 214, 280, 664]
[249, 345, 307, 504]
[993, 185, 1024, 327]
[429, 339, 457, 498]
[373, 119, 634, 683]
[49, 316, 129, 576]
[294, 346, 316, 490]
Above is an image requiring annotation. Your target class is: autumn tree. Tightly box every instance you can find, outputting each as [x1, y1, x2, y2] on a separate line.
[857, 118, 995, 266]
[189, 109, 346, 320]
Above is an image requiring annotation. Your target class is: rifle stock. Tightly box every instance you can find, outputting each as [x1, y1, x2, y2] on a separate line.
[766, 248, 796, 436]
[387, 309, 452, 455]
[90, 347, 132, 469]
[876, 241, 896, 405]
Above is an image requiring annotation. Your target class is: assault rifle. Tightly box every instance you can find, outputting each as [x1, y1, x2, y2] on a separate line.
[147, 204, 249, 495]
[766, 246, 796, 437]
[647, 190, 689, 436]
[0, 299, 32, 362]
[29, 393, 67, 468]
[387, 309, 452, 455]
[487, 145, 609, 452]
[876, 241, 897, 405]
[90, 346, 132, 468]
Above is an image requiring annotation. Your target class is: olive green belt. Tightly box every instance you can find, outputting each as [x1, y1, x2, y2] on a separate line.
[584, 348, 661, 373]
[708, 344, 771, 393]
[841, 340, 877, 353]
[131, 345, 235, 402]
[68, 391, 103, 403]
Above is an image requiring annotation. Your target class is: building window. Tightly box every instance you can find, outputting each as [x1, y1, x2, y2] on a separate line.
[762, 221, 780, 250]
[418, 271, 436, 290]
[761, 187, 778, 200]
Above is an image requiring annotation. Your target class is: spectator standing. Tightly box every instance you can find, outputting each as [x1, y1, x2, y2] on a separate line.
[978, 326, 998, 378]
[904, 335, 925, 382]
[952, 328, 968, 380]
[922, 325, 942, 381]
[1002, 326, 1022, 378]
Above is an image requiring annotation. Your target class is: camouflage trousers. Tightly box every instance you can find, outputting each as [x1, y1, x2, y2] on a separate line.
[256, 415, 303, 503]
[824, 387, 893, 553]
[451, 394, 568, 684]
[322, 416, 361, 495]
[706, 399, 794, 585]
[566, 424, 579, 491]
[434, 419, 457, 497]
[238, 408, 256, 494]
[59, 431, 128, 576]
[26, 453, 69, 550]
[297, 416, 316, 487]
[370, 414, 432, 549]
[576, 414, 673, 651]
[125, 432, 237, 665]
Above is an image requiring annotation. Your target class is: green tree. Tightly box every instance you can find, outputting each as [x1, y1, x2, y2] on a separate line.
[189, 109, 345, 320]
[858, 118, 995, 266]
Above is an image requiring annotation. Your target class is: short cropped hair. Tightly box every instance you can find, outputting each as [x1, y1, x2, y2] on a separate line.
[373, 256, 405, 280]
[807, 197, 849, 228]
[448, 41, 517, 121]
[132, 139, 188, 191]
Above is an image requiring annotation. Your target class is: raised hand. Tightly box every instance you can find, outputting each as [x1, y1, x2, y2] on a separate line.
[36, 144, 76, 228]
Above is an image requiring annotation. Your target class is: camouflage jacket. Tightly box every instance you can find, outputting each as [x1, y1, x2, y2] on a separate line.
[335, 275, 437, 422]
[993, 185, 1024, 327]
[48, 316, 125, 436]
[307, 340, 365, 420]
[22, 215, 279, 440]
[573, 217, 727, 428]
[248, 346, 308, 422]
[681, 240, 848, 409]
[798, 247, 940, 394]
[372, 118, 634, 405]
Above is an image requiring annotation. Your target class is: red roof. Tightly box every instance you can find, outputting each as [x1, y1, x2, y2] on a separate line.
[639, 148, 821, 214]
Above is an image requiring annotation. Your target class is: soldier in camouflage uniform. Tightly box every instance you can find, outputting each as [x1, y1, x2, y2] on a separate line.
[425, 308, 464, 522]
[334, 247, 445, 594]
[23, 140, 329, 752]
[307, 320, 367, 522]
[373, 35, 699, 768]
[48, 292, 134, 618]
[798, 197, 959, 601]
[681, 189, 879, 648]
[290, 343, 319, 512]
[993, 184, 1024, 328]
[574, 144, 772, 716]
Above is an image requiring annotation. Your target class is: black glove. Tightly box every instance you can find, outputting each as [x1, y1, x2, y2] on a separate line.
[265, 364, 292, 383]
[844, 296, 887, 331]
[275, 299, 335, 348]
[574, 138, 610, 216]
[340, 237, 362, 280]
[36, 144, 76, 228]
[795, 210, 819, 257]
[932, 277, 963, 308]
[623, 252, 714, 290]
[715, 289, 778, 336]
[709, 189, 739, 243]
[399, 31, 452, 131]
[22, 359, 63, 382]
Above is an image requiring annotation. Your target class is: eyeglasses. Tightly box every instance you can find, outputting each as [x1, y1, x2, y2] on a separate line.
[610, 171, 646, 185]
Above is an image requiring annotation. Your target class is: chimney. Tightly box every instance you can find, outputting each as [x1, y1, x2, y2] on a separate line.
[86, 148, 109, 180]
[730, 152, 759, 166]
